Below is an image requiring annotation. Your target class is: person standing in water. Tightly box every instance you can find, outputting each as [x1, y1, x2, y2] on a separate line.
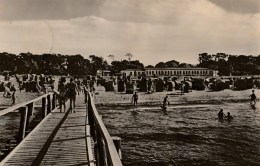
[163, 95, 170, 107]
[226, 112, 233, 121]
[249, 89, 257, 105]
[218, 109, 225, 120]
[132, 91, 138, 106]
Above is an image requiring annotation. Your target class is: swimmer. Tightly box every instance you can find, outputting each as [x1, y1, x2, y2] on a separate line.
[226, 112, 233, 121]
[218, 109, 225, 120]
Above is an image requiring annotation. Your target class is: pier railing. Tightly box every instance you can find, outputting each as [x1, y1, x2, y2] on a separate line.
[0, 92, 57, 141]
[84, 87, 123, 166]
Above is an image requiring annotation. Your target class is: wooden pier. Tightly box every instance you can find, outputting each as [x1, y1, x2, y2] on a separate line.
[0, 89, 122, 166]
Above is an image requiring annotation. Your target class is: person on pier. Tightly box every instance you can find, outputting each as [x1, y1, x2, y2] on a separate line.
[67, 78, 78, 113]
[58, 79, 67, 112]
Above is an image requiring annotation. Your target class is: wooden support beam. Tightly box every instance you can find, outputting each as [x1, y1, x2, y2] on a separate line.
[112, 136, 122, 160]
[18, 107, 28, 141]
[25, 103, 34, 134]
[47, 95, 51, 114]
[42, 97, 46, 119]
[52, 93, 56, 109]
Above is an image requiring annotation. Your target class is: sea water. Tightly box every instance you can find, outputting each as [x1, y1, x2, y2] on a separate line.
[98, 102, 260, 166]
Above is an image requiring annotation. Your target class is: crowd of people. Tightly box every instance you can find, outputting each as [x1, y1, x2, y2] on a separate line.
[55, 78, 83, 113]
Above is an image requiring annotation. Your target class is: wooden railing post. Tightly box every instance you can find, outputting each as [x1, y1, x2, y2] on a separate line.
[42, 97, 46, 119]
[88, 95, 95, 140]
[102, 138, 108, 166]
[84, 90, 88, 104]
[96, 132, 106, 166]
[52, 93, 56, 109]
[18, 107, 28, 141]
[112, 136, 122, 160]
[47, 95, 51, 114]
[25, 103, 34, 134]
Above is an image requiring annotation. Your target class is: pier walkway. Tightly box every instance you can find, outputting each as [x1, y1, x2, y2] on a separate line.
[0, 90, 122, 166]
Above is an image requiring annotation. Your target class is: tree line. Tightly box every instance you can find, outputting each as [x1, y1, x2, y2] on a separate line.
[0, 52, 145, 76]
[198, 53, 260, 76]
[0, 52, 259, 76]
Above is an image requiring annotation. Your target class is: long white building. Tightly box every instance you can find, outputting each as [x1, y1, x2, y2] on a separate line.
[121, 67, 218, 77]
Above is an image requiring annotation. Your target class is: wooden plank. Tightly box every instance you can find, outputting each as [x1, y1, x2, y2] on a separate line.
[1, 92, 113, 166]
[0, 99, 69, 166]
[40, 95, 90, 165]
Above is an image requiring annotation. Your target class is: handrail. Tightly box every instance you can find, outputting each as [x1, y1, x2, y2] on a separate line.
[84, 87, 123, 166]
[0, 93, 50, 117]
[0, 92, 57, 142]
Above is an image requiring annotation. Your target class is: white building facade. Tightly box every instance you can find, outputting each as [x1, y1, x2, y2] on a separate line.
[121, 67, 218, 77]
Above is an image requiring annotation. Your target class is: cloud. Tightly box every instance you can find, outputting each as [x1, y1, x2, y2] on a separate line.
[208, 0, 260, 14]
[0, 0, 260, 65]
[0, 0, 189, 24]
[0, 0, 105, 20]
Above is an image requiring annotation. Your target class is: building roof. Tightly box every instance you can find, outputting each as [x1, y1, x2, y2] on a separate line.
[145, 67, 215, 70]
[121, 69, 145, 71]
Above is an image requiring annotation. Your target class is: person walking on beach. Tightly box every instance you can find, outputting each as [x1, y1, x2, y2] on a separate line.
[10, 84, 16, 105]
[67, 78, 78, 113]
[58, 79, 67, 112]
[132, 91, 138, 106]
[3, 84, 11, 98]
[249, 89, 257, 105]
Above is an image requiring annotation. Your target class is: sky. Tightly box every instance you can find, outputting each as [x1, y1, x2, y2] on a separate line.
[0, 0, 260, 65]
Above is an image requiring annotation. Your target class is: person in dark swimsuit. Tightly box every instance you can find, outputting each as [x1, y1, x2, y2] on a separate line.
[132, 91, 138, 106]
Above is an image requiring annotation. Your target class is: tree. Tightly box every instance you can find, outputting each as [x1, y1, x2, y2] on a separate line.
[165, 60, 179, 67]
[89, 55, 108, 75]
[125, 53, 133, 61]
[108, 54, 115, 62]
[145, 65, 154, 68]
[110, 60, 144, 74]
[179, 63, 193, 68]
[155, 62, 167, 68]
